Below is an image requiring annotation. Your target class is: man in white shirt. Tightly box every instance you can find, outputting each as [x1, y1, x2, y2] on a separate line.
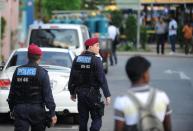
[114, 55, 172, 131]
[108, 22, 119, 65]
[168, 17, 178, 54]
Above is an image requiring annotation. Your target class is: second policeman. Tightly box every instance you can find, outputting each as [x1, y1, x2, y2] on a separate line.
[68, 37, 111, 131]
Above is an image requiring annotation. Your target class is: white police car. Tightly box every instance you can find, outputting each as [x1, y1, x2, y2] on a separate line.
[0, 48, 78, 121]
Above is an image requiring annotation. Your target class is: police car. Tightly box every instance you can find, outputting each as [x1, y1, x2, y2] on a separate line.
[0, 48, 78, 121]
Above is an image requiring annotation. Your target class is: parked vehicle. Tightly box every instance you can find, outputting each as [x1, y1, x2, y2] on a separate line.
[27, 24, 90, 56]
[0, 48, 78, 122]
[50, 11, 112, 74]
[27, 23, 110, 73]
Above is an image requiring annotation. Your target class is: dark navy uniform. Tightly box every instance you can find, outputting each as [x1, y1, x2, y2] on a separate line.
[8, 62, 56, 131]
[68, 51, 111, 131]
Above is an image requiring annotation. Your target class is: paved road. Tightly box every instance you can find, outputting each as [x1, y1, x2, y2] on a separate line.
[1, 54, 193, 131]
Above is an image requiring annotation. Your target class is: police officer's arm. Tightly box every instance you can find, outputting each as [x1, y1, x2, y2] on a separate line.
[94, 57, 111, 98]
[68, 59, 77, 97]
[7, 69, 17, 112]
[41, 70, 56, 117]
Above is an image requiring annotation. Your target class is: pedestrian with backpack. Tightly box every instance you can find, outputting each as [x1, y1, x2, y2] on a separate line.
[108, 21, 120, 66]
[113, 55, 172, 131]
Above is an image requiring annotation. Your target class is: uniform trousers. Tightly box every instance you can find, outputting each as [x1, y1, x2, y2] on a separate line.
[77, 88, 102, 131]
[14, 104, 46, 131]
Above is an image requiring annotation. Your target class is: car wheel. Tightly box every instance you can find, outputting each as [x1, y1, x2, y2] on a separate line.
[0, 113, 10, 123]
[73, 114, 79, 124]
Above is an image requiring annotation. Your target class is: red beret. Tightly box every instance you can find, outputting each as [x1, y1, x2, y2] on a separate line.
[28, 43, 42, 56]
[85, 37, 99, 46]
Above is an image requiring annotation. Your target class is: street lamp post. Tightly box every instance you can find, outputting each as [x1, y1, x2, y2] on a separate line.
[136, 1, 141, 48]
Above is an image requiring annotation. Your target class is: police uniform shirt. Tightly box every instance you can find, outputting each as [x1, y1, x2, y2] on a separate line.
[68, 51, 111, 98]
[113, 85, 171, 126]
[8, 62, 56, 116]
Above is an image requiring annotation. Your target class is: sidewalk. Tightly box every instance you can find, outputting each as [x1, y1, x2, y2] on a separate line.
[118, 44, 193, 58]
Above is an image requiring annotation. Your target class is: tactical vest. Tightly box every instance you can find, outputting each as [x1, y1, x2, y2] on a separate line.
[14, 65, 43, 104]
[73, 54, 96, 88]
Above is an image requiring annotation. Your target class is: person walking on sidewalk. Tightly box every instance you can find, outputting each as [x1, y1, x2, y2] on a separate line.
[168, 16, 178, 54]
[182, 21, 193, 55]
[155, 17, 167, 55]
[108, 21, 119, 65]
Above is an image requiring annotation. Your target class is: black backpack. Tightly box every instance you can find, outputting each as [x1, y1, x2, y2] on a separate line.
[114, 34, 120, 45]
[128, 88, 164, 131]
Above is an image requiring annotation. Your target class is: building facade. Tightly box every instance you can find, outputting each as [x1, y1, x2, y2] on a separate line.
[1, 0, 19, 60]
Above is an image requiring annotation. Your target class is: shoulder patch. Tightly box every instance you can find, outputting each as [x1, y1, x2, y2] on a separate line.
[17, 67, 37, 76]
[76, 56, 92, 63]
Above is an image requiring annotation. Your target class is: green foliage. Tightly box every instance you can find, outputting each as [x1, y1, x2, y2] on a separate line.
[110, 11, 123, 28]
[140, 25, 147, 49]
[1, 17, 6, 39]
[82, 0, 111, 9]
[177, 24, 184, 48]
[125, 15, 137, 44]
[35, 0, 82, 20]
[117, 42, 134, 51]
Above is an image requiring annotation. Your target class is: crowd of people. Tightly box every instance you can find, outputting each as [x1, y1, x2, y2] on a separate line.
[154, 16, 193, 55]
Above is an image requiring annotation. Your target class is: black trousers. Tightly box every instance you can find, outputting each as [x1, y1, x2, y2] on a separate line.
[14, 104, 46, 131]
[184, 38, 192, 55]
[77, 89, 102, 131]
[109, 43, 117, 65]
[156, 34, 165, 54]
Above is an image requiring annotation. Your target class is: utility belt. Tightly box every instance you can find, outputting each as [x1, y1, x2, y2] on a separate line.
[77, 86, 104, 117]
[78, 86, 100, 96]
[15, 101, 44, 106]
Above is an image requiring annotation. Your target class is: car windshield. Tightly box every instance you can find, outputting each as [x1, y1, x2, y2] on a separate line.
[7, 51, 72, 69]
[29, 29, 79, 48]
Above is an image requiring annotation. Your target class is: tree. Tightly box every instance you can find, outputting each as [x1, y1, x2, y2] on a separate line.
[35, 0, 82, 21]
[125, 15, 137, 47]
[1, 17, 6, 39]
[110, 11, 123, 28]
[82, 0, 113, 10]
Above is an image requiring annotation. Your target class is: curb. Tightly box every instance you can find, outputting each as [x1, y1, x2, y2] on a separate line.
[117, 51, 193, 58]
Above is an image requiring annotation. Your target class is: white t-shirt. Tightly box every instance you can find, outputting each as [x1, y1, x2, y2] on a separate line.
[169, 19, 178, 36]
[108, 25, 119, 40]
[114, 85, 171, 126]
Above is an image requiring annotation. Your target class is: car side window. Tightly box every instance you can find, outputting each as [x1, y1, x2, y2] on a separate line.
[40, 52, 72, 68]
[7, 55, 17, 68]
[6, 52, 27, 68]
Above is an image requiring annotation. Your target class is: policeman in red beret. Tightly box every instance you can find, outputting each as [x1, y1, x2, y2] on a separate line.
[8, 43, 57, 131]
[68, 37, 111, 131]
